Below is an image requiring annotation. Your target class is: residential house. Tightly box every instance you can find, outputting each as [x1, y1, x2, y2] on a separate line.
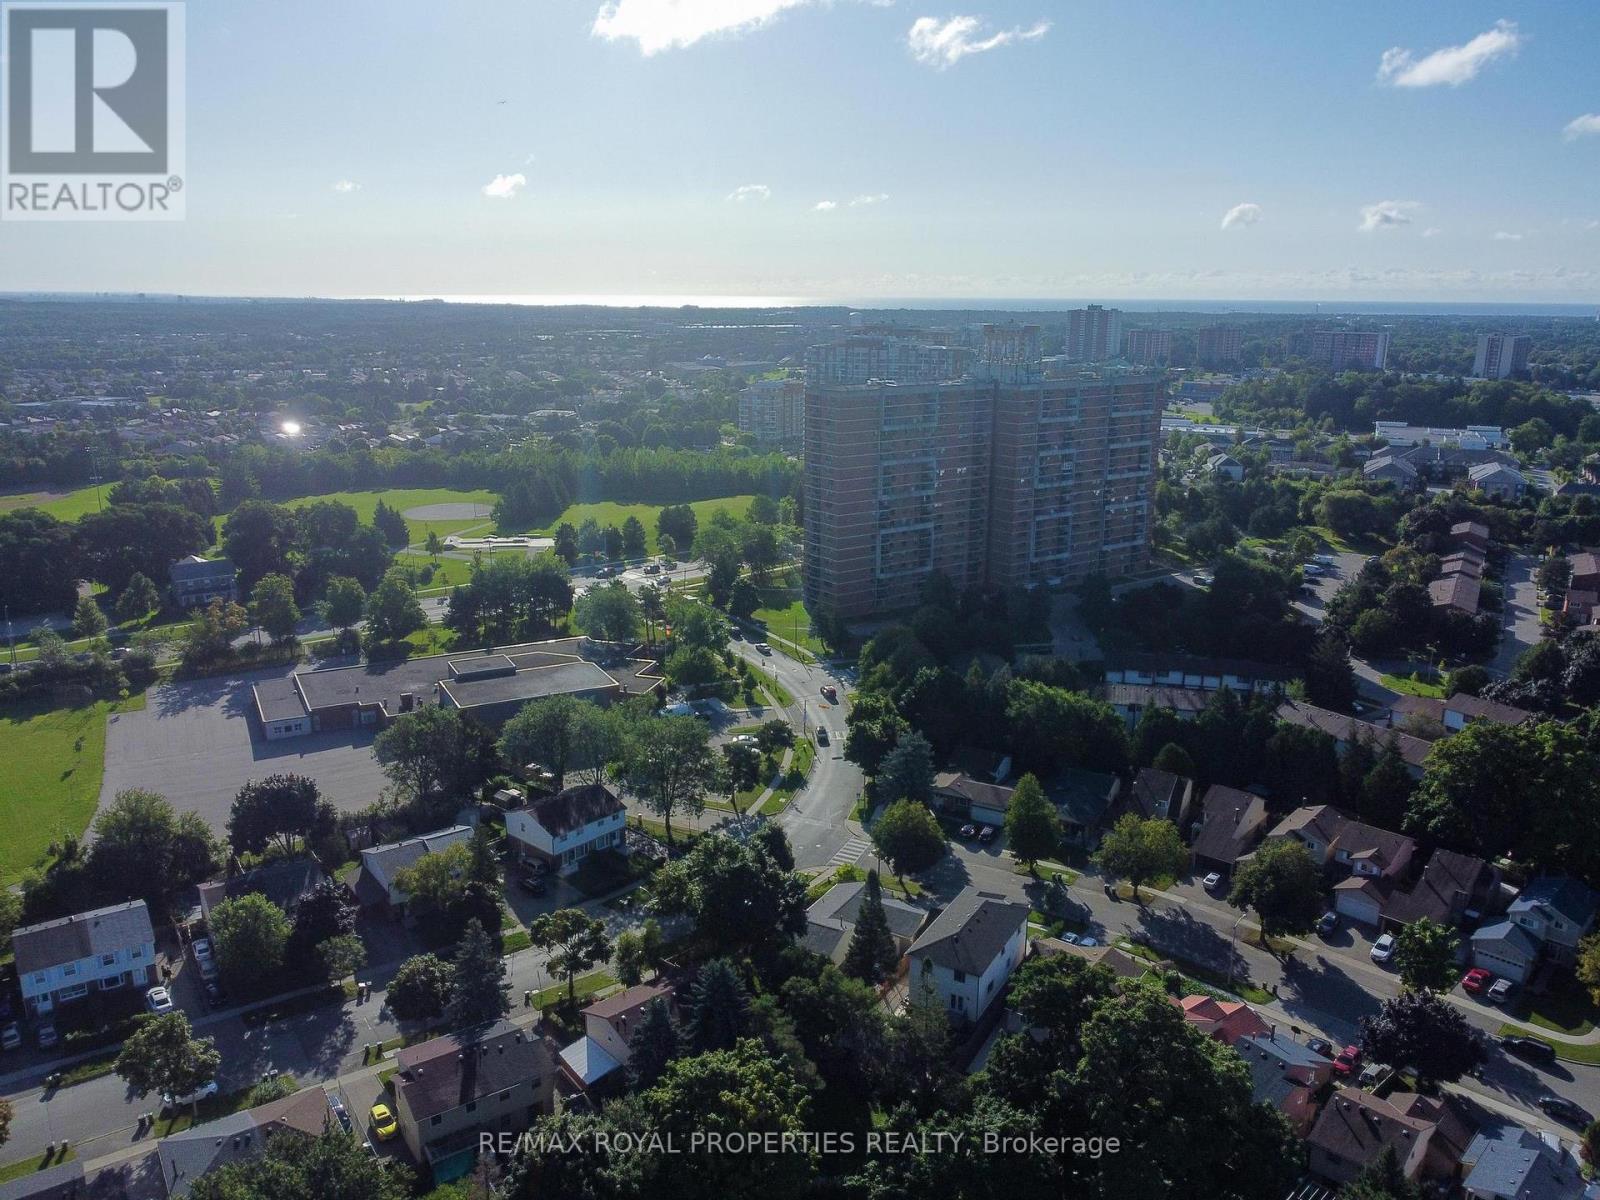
[392, 1020, 557, 1182]
[1275, 700, 1431, 776]
[1175, 995, 1269, 1045]
[1451, 521, 1493, 553]
[1570, 551, 1600, 594]
[1029, 937, 1164, 986]
[1389, 693, 1536, 738]
[1468, 462, 1528, 502]
[906, 888, 1030, 1022]
[803, 879, 928, 966]
[1268, 805, 1416, 925]
[197, 858, 327, 925]
[13, 900, 157, 1017]
[1382, 849, 1498, 933]
[1206, 453, 1245, 481]
[1234, 1032, 1333, 1135]
[1461, 1124, 1591, 1200]
[558, 983, 674, 1093]
[157, 1086, 334, 1198]
[930, 773, 1014, 827]
[1363, 455, 1419, 487]
[350, 826, 473, 916]
[1190, 785, 1270, 879]
[1429, 573, 1482, 616]
[1471, 919, 1543, 985]
[1507, 877, 1600, 968]
[1097, 682, 1211, 729]
[1439, 551, 1485, 579]
[1048, 769, 1122, 850]
[1307, 1089, 1470, 1187]
[1122, 768, 1195, 830]
[0, 1160, 85, 1200]
[505, 784, 626, 875]
[167, 555, 237, 610]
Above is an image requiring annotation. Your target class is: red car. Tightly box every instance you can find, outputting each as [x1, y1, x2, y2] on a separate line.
[1332, 1045, 1362, 1077]
[1462, 968, 1494, 995]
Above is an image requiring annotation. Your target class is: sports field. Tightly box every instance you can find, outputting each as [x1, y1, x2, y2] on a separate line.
[530, 495, 756, 552]
[281, 487, 499, 543]
[0, 483, 109, 521]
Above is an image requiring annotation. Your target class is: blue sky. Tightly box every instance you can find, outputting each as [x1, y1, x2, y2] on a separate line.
[4, 0, 1599, 302]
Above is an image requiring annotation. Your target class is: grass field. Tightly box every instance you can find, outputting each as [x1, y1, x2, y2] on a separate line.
[0, 698, 139, 883]
[0, 483, 108, 521]
[280, 487, 499, 544]
[529, 496, 756, 552]
[395, 548, 529, 590]
[1381, 672, 1446, 699]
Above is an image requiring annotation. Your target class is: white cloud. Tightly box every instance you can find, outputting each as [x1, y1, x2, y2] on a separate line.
[1422, 227, 1444, 238]
[1492, 231, 1523, 241]
[1358, 199, 1421, 232]
[481, 173, 527, 199]
[728, 184, 771, 202]
[1377, 19, 1521, 88]
[592, 0, 811, 55]
[813, 200, 838, 211]
[1562, 114, 1600, 141]
[1219, 202, 1261, 230]
[331, 180, 361, 194]
[849, 193, 889, 207]
[907, 15, 1050, 69]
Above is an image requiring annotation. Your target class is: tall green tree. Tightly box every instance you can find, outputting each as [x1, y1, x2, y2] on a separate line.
[387, 953, 452, 1022]
[88, 789, 218, 916]
[226, 773, 327, 857]
[877, 731, 934, 806]
[115, 1012, 221, 1114]
[321, 574, 366, 630]
[574, 581, 641, 643]
[650, 832, 807, 960]
[841, 870, 900, 985]
[1357, 991, 1486, 1084]
[1227, 839, 1323, 947]
[528, 908, 612, 1001]
[209, 893, 291, 995]
[364, 569, 426, 643]
[72, 594, 109, 640]
[685, 958, 750, 1054]
[114, 572, 161, 624]
[1392, 917, 1460, 994]
[1004, 774, 1062, 872]
[621, 515, 648, 559]
[868, 800, 946, 881]
[249, 573, 300, 643]
[446, 918, 511, 1028]
[620, 714, 715, 843]
[627, 998, 681, 1089]
[372, 499, 409, 549]
[1094, 813, 1187, 903]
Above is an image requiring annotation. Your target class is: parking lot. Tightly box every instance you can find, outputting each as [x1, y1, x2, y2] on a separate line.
[98, 665, 392, 836]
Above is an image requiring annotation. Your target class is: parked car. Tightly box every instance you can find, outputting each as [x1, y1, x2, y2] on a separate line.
[1201, 872, 1223, 892]
[145, 986, 174, 1013]
[204, 981, 227, 1008]
[1370, 933, 1396, 963]
[330, 1097, 353, 1133]
[820, 684, 838, 702]
[1501, 1035, 1557, 1064]
[1193, 573, 1214, 588]
[643, 562, 661, 575]
[1332, 1045, 1362, 1078]
[815, 726, 829, 746]
[0, 1023, 20, 1051]
[1057, 932, 1080, 946]
[518, 873, 548, 896]
[1462, 967, 1493, 995]
[1078, 936, 1099, 948]
[1307, 1038, 1334, 1059]
[977, 826, 996, 843]
[754, 642, 771, 655]
[36, 1023, 58, 1050]
[959, 824, 978, 839]
[192, 937, 213, 963]
[1316, 911, 1339, 938]
[162, 1080, 220, 1108]
[1537, 1095, 1590, 1126]
[198, 956, 219, 982]
[370, 1103, 399, 1140]
[1487, 978, 1516, 1005]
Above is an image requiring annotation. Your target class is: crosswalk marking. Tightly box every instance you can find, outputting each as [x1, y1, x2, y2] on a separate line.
[827, 837, 872, 869]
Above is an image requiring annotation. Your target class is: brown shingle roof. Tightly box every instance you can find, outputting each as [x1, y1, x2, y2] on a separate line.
[395, 1021, 556, 1122]
[528, 784, 625, 837]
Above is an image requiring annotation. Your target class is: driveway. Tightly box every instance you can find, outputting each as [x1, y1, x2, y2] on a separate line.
[99, 666, 391, 836]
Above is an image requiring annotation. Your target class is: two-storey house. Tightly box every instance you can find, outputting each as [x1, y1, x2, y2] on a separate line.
[13, 900, 157, 1016]
[906, 888, 1029, 1022]
[505, 784, 625, 875]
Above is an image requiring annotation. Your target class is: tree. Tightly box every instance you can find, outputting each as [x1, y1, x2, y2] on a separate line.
[209, 893, 291, 995]
[553, 522, 578, 565]
[222, 500, 301, 589]
[387, 953, 453, 1022]
[424, 529, 443, 560]
[0, 1096, 10, 1149]
[1357, 990, 1486, 1084]
[529, 907, 612, 1001]
[620, 714, 715, 843]
[372, 499, 410, 549]
[877, 731, 935, 806]
[116, 1013, 222, 1114]
[179, 597, 249, 667]
[188, 1129, 410, 1200]
[1151, 741, 1196, 777]
[628, 998, 681, 1089]
[227, 773, 325, 857]
[364, 569, 426, 643]
[392, 843, 499, 944]
[621, 515, 648, 559]
[0, 509, 80, 615]
[446, 918, 511, 1028]
[868, 800, 946, 880]
[720, 740, 763, 813]
[114, 572, 161, 624]
[498, 694, 618, 789]
[249, 573, 300, 643]
[574, 581, 642, 643]
[1303, 630, 1357, 712]
[374, 704, 500, 814]
[650, 833, 807, 961]
[76, 502, 214, 595]
[316, 933, 367, 983]
[1094, 813, 1187, 902]
[844, 692, 909, 776]
[1582, 1119, 1600, 1173]
[657, 504, 698, 552]
[1004, 774, 1062, 872]
[89, 789, 218, 916]
[684, 958, 750, 1054]
[72, 594, 108, 641]
[1227, 839, 1323, 946]
[841, 870, 899, 985]
[287, 881, 356, 969]
[1004, 679, 1130, 776]
[1392, 917, 1460, 994]
[614, 927, 647, 986]
[321, 574, 366, 630]
[1344, 1146, 1422, 1200]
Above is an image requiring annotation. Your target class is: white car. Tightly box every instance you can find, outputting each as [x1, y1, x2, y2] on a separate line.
[145, 986, 174, 1013]
[1487, 978, 1516, 1005]
[1370, 933, 1397, 963]
[0, 1023, 20, 1051]
[162, 1080, 220, 1108]
[1202, 872, 1223, 892]
[192, 938, 213, 963]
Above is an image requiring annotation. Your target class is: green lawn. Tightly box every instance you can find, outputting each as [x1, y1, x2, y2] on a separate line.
[1496, 1024, 1600, 1065]
[0, 483, 108, 521]
[0, 1148, 77, 1186]
[756, 737, 816, 815]
[1381, 672, 1446, 699]
[280, 487, 499, 545]
[528, 496, 756, 552]
[0, 699, 136, 884]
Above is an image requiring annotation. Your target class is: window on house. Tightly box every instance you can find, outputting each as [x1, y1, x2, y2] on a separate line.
[952, 969, 965, 983]
[62, 963, 77, 977]
[101, 954, 116, 967]
[131, 949, 143, 960]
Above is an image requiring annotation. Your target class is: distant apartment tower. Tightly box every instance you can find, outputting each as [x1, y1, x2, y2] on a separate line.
[1307, 329, 1390, 371]
[804, 331, 973, 386]
[1472, 333, 1531, 380]
[738, 377, 804, 445]
[1196, 324, 1244, 367]
[1123, 328, 1173, 365]
[803, 326, 1163, 619]
[1065, 305, 1124, 363]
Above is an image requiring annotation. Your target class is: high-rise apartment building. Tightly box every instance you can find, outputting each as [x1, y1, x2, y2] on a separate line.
[1123, 328, 1173, 365]
[1065, 305, 1124, 363]
[1195, 325, 1243, 367]
[1472, 333, 1531, 380]
[738, 377, 804, 445]
[1307, 329, 1390, 371]
[802, 326, 1164, 619]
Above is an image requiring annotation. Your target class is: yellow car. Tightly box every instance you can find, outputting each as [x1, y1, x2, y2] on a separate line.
[369, 1103, 398, 1141]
